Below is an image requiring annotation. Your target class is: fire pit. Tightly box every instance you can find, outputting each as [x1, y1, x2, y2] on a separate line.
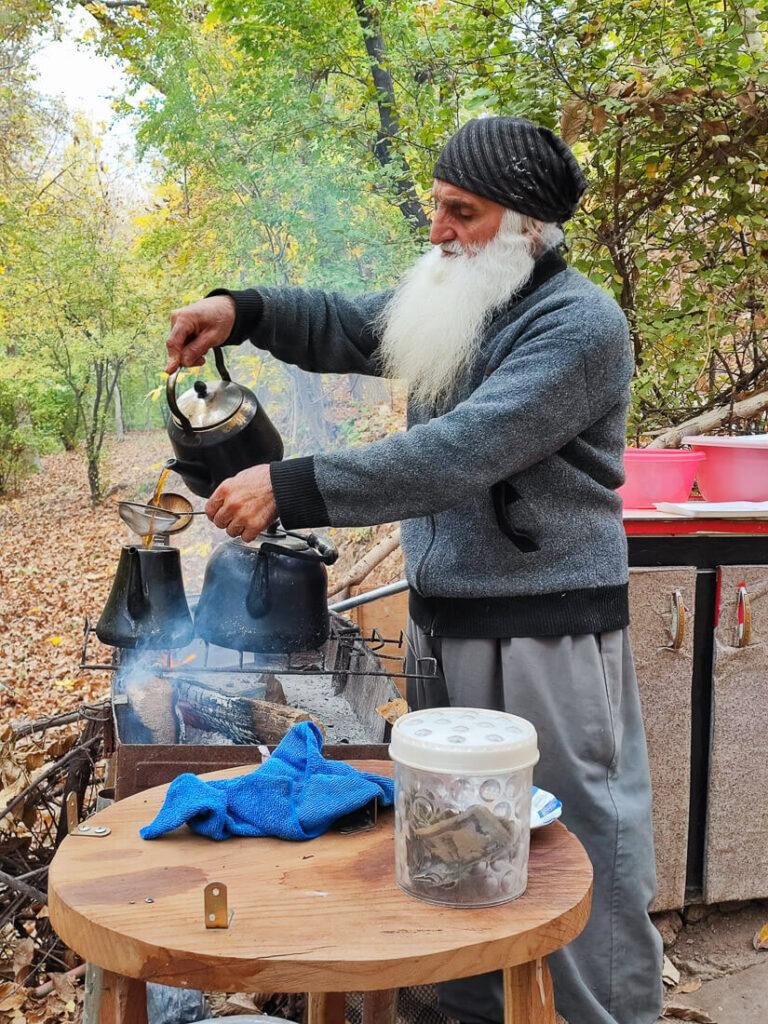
[80, 612, 436, 800]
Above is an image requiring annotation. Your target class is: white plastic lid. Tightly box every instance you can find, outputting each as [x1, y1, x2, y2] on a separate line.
[389, 707, 539, 776]
[683, 434, 768, 449]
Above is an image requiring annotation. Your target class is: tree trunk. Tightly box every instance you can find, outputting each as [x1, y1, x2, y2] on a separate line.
[353, 0, 430, 233]
[114, 379, 125, 441]
[286, 367, 333, 452]
[86, 443, 102, 505]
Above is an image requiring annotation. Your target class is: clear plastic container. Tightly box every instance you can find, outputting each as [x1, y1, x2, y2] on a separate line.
[389, 707, 539, 907]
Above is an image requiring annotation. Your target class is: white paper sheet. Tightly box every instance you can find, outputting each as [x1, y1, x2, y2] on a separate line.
[654, 501, 768, 519]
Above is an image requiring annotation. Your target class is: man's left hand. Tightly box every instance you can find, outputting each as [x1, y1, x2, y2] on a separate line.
[205, 465, 278, 542]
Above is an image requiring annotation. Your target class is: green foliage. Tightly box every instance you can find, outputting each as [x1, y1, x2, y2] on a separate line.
[0, 375, 34, 495]
[73, 0, 767, 438]
[1, 0, 766, 496]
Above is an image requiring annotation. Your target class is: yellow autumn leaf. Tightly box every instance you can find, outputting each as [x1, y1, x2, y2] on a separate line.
[753, 922, 768, 949]
[47, 636, 63, 646]
[646, 163, 658, 178]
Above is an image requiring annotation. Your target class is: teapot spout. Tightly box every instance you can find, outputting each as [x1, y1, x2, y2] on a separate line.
[165, 457, 212, 493]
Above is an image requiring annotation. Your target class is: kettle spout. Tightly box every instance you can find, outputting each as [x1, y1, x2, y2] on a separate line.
[165, 457, 212, 491]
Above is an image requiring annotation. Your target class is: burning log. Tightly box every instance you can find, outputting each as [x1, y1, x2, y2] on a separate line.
[174, 678, 326, 745]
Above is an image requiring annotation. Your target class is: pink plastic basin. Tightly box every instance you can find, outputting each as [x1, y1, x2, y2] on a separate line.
[683, 435, 768, 502]
[618, 448, 705, 509]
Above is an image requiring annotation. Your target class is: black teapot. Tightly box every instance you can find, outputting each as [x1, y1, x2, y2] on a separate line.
[96, 546, 194, 650]
[166, 348, 283, 498]
[194, 528, 338, 653]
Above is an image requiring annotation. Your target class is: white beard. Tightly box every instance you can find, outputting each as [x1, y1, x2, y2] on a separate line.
[377, 212, 538, 407]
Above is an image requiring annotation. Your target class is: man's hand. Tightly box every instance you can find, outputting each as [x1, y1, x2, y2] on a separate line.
[165, 295, 236, 374]
[205, 465, 278, 542]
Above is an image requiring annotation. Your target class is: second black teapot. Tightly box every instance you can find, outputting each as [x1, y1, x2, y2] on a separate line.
[194, 527, 338, 653]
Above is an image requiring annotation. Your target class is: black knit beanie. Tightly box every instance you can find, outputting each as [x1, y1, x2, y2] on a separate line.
[433, 116, 587, 223]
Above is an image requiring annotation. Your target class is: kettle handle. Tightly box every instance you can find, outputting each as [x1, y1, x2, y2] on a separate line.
[166, 348, 232, 434]
[266, 532, 339, 566]
[214, 346, 232, 383]
[166, 370, 193, 434]
[125, 546, 147, 622]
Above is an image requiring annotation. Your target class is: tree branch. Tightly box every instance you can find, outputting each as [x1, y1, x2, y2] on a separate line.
[649, 390, 768, 448]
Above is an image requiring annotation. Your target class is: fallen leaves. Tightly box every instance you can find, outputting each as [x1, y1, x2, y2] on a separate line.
[375, 697, 408, 725]
[0, 978, 83, 1024]
[12, 937, 35, 985]
[753, 922, 768, 950]
[662, 1006, 717, 1022]
[676, 978, 703, 994]
[0, 433, 172, 729]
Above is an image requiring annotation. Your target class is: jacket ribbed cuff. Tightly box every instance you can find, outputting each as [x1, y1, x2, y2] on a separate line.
[270, 457, 331, 530]
[206, 288, 264, 346]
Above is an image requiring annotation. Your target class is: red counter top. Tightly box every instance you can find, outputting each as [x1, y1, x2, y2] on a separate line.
[623, 509, 768, 537]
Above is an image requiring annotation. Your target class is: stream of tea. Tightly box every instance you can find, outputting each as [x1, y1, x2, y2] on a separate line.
[143, 466, 171, 548]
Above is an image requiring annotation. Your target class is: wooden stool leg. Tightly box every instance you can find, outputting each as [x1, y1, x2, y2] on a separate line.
[503, 959, 556, 1024]
[307, 991, 346, 1024]
[98, 971, 148, 1024]
[363, 988, 398, 1024]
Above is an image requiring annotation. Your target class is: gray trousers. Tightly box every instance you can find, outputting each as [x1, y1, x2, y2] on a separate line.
[406, 624, 663, 1024]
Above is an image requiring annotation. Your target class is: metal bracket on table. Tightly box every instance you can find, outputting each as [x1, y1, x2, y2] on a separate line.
[204, 881, 232, 929]
[332, 796, 379, 835]
[66, 792, 80, 833]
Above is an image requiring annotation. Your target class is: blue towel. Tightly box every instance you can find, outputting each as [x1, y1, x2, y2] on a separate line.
[139, 722, 394, 841]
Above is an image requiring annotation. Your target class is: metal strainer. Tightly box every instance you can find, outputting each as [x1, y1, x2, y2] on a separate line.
[118, 495, 204, 537]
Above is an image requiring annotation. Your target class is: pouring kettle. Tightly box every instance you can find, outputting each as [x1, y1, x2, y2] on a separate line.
[166, 347, 284, 498]
[194, 527, 339, 653]
[95, 545, 194, 650]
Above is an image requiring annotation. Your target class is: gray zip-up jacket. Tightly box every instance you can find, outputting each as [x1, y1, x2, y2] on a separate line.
[212, 248, 634, 638]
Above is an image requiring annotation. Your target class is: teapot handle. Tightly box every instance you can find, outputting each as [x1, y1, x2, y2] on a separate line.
[166, 348, 232, 433]
[214, 346, 232, 383]
[246, 553, 270, 619]
[273, 532, 339, 565]
[166, 370, 193, 434]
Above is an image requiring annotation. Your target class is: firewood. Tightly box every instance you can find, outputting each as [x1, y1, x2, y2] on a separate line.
[174, 677, 325, 744]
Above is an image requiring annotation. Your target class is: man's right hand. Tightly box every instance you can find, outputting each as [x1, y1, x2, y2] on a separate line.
[165, 295, 237, 374]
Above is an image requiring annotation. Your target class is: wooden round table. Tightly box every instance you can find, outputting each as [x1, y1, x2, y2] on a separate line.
[49, 762, 592, 1024]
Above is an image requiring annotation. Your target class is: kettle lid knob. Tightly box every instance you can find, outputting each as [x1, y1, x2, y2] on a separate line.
[193, 380, 208, 397]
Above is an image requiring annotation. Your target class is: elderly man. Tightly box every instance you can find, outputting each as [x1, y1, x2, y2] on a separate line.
[165, 117, 663, 1024]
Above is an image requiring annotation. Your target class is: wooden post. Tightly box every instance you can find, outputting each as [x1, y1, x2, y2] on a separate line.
[362, 988, 398, 1024]
[307, 991, 346, 1024]
[503, 959, 556, 1024]
[98, 971, 148, 1024]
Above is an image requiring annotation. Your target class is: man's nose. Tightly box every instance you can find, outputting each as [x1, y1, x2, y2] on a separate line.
[430, 211, 456, 246]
